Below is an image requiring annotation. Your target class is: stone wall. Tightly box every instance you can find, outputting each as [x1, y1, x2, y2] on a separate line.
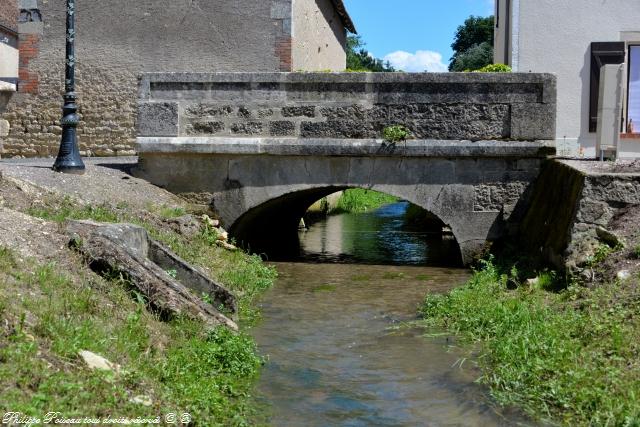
[0, 0, 17, 31]
[0, 0, 18, 85]
[521, 159, 640, 272]
[138, 72, 557, 142]
[2, 0, 294, 157]
[292, 0, 347, 71]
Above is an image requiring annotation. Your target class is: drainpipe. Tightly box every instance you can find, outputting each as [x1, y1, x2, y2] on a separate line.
[504, 0, 510, 65]
[511, 0, 520, 71]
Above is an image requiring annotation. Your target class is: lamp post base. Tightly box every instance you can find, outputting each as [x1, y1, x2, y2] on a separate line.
[52, 161, 86, 174]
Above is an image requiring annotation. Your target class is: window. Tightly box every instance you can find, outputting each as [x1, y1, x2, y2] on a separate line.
[589, 42, 626, 133]
[627, 45, 640, 133]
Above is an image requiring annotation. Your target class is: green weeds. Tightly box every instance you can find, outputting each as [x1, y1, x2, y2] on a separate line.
[0, 252, 264, 424]
[382, 125, 411, 143]
[6, 197, 278, 423]
[420, 259, 640, 425]
[331, 189, 399, 214]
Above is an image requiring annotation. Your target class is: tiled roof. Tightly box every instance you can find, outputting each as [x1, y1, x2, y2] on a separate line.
[329, 0, 356, 33]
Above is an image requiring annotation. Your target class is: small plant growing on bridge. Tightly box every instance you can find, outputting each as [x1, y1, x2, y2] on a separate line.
[382, 125, 411, 144]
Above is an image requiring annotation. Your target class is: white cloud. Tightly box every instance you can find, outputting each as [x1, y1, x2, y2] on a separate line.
[383, 50, 448, 73]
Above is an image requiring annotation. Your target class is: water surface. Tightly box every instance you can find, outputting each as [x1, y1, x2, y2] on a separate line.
[252, 202, 534, 426]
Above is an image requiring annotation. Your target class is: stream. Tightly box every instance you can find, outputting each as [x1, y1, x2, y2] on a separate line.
[251, 202, 535, 426]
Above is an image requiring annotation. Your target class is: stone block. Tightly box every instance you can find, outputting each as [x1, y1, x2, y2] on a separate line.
[0, 120, 9, 137]
[137, 102, 178, 137]
[511, 103, 556, 140]
[237, 107, 251, 118]
[282, 106, 316, 117]
[187, 121, 225, 135]
[269, 121, 295, 136]
[185, 104, 233, 118]
[230, 122, 264, 135]
[300, 121, 377, 139]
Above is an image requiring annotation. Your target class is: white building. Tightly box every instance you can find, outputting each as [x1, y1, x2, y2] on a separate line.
[494, 0, 640, 159]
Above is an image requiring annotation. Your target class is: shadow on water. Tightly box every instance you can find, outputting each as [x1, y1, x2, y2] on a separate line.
[253, 200, 463, 267]
[297, 201, 461, 266]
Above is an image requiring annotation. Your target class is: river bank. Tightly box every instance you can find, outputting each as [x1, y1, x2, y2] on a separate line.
[0, 158, 276, 424]
[420, 230, 640, 425]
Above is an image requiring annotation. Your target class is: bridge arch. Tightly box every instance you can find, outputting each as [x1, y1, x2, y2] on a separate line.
[226, 183, 477, 264]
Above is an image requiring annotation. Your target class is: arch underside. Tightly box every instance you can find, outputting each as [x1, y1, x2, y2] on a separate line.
[227, 182, 497, 266]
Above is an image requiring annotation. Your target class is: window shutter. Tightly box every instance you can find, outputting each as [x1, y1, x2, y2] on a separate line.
[590, 42, 626, 132]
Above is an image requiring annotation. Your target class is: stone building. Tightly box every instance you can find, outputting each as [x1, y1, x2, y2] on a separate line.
[2, 0, 355, 158]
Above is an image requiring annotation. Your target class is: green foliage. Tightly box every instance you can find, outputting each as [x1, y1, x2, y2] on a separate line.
[586, 244, 616, 267]
[632, 245, 640, 259]
[473, 63, 512, 72]
[421, 259, 640, 425]
[159, 206, 186, 219]
[331, 189, 399, 214]
[24, 198, 277, 323]
[382, 125, 411, 143]
[0, 253, 265, 425]
[449, 15, 495, 71]
[451, 42, 494, 72]
[157, 325, 263, 421]
[346, 36, 396, 72]
[28, 198, 120, 223]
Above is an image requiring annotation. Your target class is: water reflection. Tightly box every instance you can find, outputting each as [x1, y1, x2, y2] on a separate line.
[299, 201, 461, 266]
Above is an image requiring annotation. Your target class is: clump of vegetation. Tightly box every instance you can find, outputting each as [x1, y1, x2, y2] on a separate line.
[27, 198, 276, 322]
[0, 250, 265, 424]
[4, 196, 278, 423]
[159, 206, 186, 219]
[346, 35, 396, 72]
[473, 63, 512, 72]
[449, 15, 494, 72]
[382, 125, 411, 144]
[330, 189, 399, 214]
[632, 244, 640, 259]
[420, 258, 640, 425]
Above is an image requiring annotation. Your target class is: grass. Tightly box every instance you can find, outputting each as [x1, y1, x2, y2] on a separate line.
[27, 197, 276, 323]
[5, 197, 278, 424]
[420, 258, 640, 425]
[0, 251, 264, 425]
[330, 189, 399, 214]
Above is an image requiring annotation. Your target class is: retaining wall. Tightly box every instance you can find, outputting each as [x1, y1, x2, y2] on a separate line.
[521, 159, 640, 272]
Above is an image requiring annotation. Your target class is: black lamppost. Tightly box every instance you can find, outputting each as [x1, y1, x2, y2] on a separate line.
[53, 0, 85, 174]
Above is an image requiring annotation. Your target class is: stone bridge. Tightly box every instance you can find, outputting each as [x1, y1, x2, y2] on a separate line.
[134, 72, 556, 263]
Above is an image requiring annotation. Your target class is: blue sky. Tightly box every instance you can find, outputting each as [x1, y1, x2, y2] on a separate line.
[342, 0, 495, 72]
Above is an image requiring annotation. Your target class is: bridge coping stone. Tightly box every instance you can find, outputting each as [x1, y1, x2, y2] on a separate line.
[137, 137, 554, 158]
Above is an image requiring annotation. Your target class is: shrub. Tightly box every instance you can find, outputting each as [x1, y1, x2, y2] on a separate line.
[473, 63, 512, 72]
[382, 125, 411, 143]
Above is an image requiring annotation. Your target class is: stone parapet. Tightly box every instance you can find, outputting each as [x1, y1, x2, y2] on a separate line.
[137, 72, 557, 143]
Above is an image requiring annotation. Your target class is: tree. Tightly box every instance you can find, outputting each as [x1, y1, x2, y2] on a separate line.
[346, 35, 396, 72]
[451, 42, 494, 72]
[449, 15, 494, 71]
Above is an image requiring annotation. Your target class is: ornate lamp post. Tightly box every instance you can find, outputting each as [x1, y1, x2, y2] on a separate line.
[53, 0, 85, 174]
